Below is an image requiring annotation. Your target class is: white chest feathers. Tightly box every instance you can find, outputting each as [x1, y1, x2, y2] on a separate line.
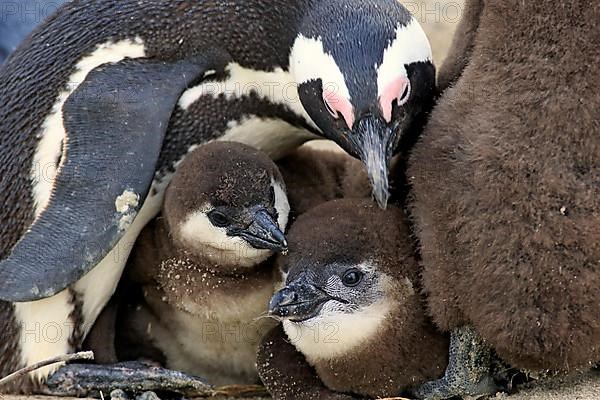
[146, 279, 277, 385]
[283, 300, 392, 364]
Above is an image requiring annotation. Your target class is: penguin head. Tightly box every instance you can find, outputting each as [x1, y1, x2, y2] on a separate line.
[164, 142, 289, 267]
[290, 0, 435, 208]
[269, 199, 419, 359]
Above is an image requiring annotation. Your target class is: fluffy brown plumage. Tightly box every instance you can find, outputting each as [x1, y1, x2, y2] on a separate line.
[258, 199, 448, 399]
[409, 0, 600, 370]
[276, 145, 415, 220]
[100, 142, 288, 385]
[85, 144, 372, 386]
[276, 146, 370, 221]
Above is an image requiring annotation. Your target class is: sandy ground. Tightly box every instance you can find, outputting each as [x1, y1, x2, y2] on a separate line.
[498, 370, 600, 400]
[4, 370, 600, 400]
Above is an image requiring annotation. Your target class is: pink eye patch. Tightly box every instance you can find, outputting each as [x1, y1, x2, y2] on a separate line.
[323, 85, 355, 129]
[379, 76, 411, 123]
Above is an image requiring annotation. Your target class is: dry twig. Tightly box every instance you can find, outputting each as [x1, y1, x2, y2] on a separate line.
[0, 351, 94, 388]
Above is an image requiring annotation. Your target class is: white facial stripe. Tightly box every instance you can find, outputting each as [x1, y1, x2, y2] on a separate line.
[31, 38, 146, 217]
[178, 62, 316, 129]
[289, 35, 351, 100]
[377, 18, 432, 97]
[272, 178, 290, 231]
[179, 203, 224, 247]
[283, 300, 392, 363]
[218, 116, 318, 160]
[179, 208, 271, 267]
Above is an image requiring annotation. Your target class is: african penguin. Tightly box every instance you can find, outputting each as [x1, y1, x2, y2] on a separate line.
[96, 142, 288, 386]
[408, 0, 600, 398]
[258, 199, 448, 399]
[0, 0, 434, 387]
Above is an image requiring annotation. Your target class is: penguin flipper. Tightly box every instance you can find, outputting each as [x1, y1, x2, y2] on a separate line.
[0, 55, 226, 302]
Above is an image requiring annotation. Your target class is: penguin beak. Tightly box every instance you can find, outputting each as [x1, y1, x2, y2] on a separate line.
[235, 209, 288, 252]
[350, 116, 395, 209]
[269, 281, 342, 322]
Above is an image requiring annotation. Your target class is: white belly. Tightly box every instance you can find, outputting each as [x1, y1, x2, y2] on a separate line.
[219, 116, 317, 160]
[147, 282, 277, 386]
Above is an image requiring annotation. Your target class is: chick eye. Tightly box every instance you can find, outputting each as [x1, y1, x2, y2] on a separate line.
[208, 210, 230, 228]
[342, 269, 363, 287]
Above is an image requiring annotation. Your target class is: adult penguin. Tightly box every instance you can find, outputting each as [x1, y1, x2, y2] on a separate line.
[0, 0, 435, 391]
[408, 0, 600, 398]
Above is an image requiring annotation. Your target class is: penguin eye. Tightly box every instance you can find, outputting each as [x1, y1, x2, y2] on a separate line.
[342, 269, 363, 287]
[269, 186, 276, 204]
[322, 86, 355, 128]
[208, 210, 230, 228]
[323, 98, 339, 119]
[397, 80, 411, 106]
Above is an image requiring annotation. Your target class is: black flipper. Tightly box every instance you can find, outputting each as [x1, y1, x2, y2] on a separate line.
[0, 54, 228, 302]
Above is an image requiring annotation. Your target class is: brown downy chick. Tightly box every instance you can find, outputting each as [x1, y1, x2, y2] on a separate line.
[115, 141, 290, 385]
[258, 199, 448, 399]
[408, 1, 600, 398]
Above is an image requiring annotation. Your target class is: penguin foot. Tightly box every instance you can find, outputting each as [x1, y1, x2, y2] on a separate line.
[43, 361, 213, 398]
[412, 326, 499, 400]
[109, 389, 162, 400]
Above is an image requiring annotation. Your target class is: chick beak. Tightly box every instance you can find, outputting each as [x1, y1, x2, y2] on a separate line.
[352, 116, 395, 209]
[236, 208, 287, 252]
[268, 282, 331, 322]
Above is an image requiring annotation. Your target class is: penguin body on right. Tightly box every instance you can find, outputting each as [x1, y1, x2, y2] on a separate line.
[408, 1, 600, 397]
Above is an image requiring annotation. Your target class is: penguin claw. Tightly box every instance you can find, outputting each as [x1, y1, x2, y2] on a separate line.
[43, 361, 213, 398]
[412, 326, 500, 400]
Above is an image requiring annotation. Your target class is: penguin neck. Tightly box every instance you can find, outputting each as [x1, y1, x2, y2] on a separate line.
[175, 247, 269, 277]
[158, 217, 272, 273]
[287, 292, 448, 398]
[283, 299, 394, 364]
[141, 254, 278, 386]
[151, 235, 277, 321]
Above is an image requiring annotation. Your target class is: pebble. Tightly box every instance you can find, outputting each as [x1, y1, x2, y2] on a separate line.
[110, 389, 129, 400]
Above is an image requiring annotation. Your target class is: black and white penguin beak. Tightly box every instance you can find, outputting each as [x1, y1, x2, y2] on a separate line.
[269, 281, 340, 322]
[235, 209, 287, 252]
[350, 116, 396, 209]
